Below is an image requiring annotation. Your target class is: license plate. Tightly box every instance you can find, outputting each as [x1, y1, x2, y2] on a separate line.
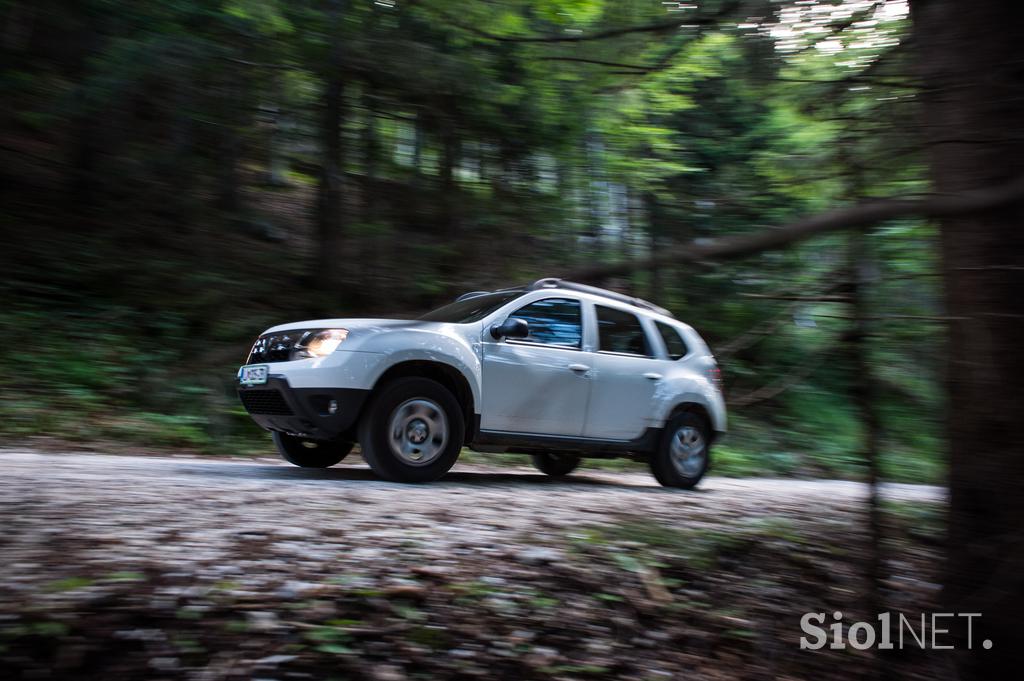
[239, 364, 269, 386]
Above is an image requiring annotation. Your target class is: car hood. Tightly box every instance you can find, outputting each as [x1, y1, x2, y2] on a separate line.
[263, 318, 450, 335]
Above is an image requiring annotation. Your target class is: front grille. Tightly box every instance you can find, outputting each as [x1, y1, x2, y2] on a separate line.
[247, 331, 309, 364]
[239, 389, 293, 415]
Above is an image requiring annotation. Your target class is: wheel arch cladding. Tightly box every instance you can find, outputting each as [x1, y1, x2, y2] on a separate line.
[372, 360, 476, 440]
[669, 402, 715, 442]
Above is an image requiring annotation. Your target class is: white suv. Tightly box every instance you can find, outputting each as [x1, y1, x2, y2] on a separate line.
[237, 278, 726, 487]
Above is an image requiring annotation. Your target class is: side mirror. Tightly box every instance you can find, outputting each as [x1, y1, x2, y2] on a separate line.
[490, 318, 529, 340]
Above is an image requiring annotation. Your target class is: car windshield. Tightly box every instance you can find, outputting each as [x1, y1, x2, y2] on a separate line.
[419, 290, 524, 323]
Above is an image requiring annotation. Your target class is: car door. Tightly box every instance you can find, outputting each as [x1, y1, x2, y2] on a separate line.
[480, 297, 592, 436]
[582, 304, 662, 440]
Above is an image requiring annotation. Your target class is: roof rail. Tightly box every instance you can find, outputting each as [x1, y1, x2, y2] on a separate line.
[454, 290, 492, 302]
[528, 278, 674, 318]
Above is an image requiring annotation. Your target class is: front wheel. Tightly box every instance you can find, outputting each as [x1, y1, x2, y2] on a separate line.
[531, 453, 581, 477]
[649, 412, 710, 489]
[358, 377, 464, 483]
[272, 432, 353, 468]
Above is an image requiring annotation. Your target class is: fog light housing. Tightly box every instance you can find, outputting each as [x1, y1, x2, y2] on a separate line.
[309, 395, 339, 416]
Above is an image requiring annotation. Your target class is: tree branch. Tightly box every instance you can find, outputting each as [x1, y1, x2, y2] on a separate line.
[564, 175, 1024, 281]
[729, 350, 831, 407]
[433, 1, 740, 44]
[548, 31, 701, 81]
[714, 278, 847, 357]
[813, 313, 967, 322]
[773, 76, 924, 90]
[537, 56, 650, 70]
[223, 56, 299, 71]
[592, 26, 718, 93]
[714, 301, 803, 358]
[738, 292, 851, 302]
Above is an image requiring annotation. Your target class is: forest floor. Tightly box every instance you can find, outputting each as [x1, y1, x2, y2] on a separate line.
[1, 449, 949, 680]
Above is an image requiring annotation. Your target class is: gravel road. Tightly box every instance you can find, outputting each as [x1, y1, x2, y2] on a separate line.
[0, 449, 942, 558]
[0, 449, 946, 680]
[1, 448, 943, 583]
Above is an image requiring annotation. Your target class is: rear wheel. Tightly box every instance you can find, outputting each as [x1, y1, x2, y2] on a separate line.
[531, 453, 581, 477]
[649, 411, 710, 489]
[272, 432, 353, 468]
[358, 377, 464, 483]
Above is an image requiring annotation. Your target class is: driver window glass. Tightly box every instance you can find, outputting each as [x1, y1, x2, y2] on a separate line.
[596, 305, 653, 357]
[509, 298, 582, 348]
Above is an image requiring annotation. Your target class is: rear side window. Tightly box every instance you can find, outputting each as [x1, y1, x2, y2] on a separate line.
[596, 305, 652, 357]
[656, 321, 690, 360]
[509, 298, 582, 348]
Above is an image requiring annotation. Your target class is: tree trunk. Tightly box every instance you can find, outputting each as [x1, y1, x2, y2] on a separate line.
[438, 112, 460, 241]
[836, 133, 891, 676]
[70, 92, 100, 211]
[846, 230, 887, 677]
[360, 89, 381, 305]
[216, 66, 244, 213]
[645, 192, 663, 300]
[585, 130, 606, 265]
[361, 90, 380, 223]
[913, 0, 1024, 675]
[216, 129, 241, 213]
[313, 0, 347, 294]
[412, 111, 424, 181]
[436, 109, 460, 291]
[165, 80, 194, 222]
[266, 72, 289, 187]
[67, 12, 101, 213]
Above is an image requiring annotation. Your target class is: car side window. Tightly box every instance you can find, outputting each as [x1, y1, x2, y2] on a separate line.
[655, 321, 690, 360]
[508, 298, 582, 348]
[596, 305, 653, 357]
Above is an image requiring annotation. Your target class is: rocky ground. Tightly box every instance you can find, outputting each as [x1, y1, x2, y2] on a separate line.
[0, 449, 948, 680]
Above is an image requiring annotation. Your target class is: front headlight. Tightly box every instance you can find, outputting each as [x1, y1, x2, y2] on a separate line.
[293, 329, 348, 359]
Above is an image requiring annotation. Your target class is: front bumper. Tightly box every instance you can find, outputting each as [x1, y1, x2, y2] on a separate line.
[237, 375, 369, 441]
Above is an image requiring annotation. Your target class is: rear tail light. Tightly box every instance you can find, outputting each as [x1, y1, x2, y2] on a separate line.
[707, 362, 723, 392]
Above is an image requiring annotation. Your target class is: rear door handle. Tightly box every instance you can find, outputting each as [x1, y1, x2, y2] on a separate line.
[643, 372, 663, 380]
[568, 363, 591, 373]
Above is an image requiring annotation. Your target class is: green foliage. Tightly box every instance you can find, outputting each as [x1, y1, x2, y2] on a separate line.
[44, 577, 95, 593]
[586, 517, 817, 574]
[0, 0, 940, 482]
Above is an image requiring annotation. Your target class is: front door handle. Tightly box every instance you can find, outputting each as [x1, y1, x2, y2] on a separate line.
[568, 363, 591, 373]
[643, 372, 663, 380]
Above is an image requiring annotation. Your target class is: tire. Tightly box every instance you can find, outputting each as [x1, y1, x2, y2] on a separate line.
[649, 411, 710, 489]
[358, 377, 464, 483]
[272, 432, 353, 468]
[531, 453, 581, 477]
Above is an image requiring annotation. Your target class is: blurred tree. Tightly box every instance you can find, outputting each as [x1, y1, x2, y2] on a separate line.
[912, 0, 1024, 676]
[5, 5, 1022, 673]
[0, 0, 943, 470]
[314, 0, 349, 293]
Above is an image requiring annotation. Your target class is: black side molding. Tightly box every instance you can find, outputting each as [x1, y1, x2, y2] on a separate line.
[470, 426, 662, 458]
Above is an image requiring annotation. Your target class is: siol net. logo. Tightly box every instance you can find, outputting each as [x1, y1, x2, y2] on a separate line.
[800, 611, 992, 651]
